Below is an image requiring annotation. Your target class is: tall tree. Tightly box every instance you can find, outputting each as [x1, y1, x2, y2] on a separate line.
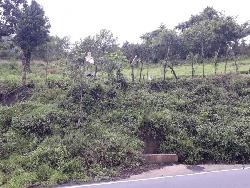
[141, 24, 183, 63]
[121, 41, 144, 62]
[0, 0, 27, 37]
[178, 7, 250, 58]
[14, 0, 50, 84]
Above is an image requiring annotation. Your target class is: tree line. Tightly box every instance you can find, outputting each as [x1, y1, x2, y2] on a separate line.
[1, 0, 250, 84]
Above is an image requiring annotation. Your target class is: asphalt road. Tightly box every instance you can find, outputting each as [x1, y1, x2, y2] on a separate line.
[62, 167, 250, 188]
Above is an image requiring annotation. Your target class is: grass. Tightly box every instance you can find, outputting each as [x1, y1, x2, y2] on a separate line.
[0, 59, 68, 85]
[0, 58, 249, 84]
[123, 58, 250, 80]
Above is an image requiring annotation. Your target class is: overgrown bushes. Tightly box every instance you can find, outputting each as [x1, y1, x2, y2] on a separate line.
[0, 100, 143, 187]
[0, 74, 249, 187]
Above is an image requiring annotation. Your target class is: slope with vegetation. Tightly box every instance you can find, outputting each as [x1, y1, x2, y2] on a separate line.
[1, 0, 250, 187]
[0, 66, 250, 187]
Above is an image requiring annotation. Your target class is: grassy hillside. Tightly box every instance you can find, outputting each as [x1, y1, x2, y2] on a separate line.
[0, 60, 250, 187]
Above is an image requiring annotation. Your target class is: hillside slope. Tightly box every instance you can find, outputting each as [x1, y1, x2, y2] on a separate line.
[0, 74, 250, 187]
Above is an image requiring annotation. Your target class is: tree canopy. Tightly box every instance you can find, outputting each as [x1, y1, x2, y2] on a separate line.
[0, 0, 27, 37]
[131, 7, 250, 62]
[14, 0, 50, 53]
[70, 29, 118, 62]
[178, 7, 250, 58]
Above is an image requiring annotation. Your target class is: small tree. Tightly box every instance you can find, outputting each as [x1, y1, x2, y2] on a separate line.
[224, 46, 231, 73]
[14, 0, 50, 84]
[187, 53, 197, 78]
[138, 59, 144, 82]
[130, 55, 137, 82]
[214, 48, 220, 75]
[162, 60, 167, 81]
[103, 51, 127, 83]
[168, 62, 178, 80]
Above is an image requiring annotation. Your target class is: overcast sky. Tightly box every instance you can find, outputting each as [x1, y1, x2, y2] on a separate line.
[35, 0, 250, 44]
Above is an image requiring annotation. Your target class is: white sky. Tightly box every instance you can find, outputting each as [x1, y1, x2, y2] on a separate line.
[35, 0, 250, 44]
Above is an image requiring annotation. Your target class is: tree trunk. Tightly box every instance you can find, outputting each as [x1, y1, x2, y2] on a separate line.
[202, 60, 205, 78]
[191, 57, 195, 78]
[214, 48, 220, 75]
[201, 42, 205, 78]
[45, 59, 49, 84]
[224, 58, 228, 74]
[131, 65, 135, 82]
[168, 65, 178, 80]
[163, 64, 167, 81]
[21, 54, 27, 85]
[139, 61, 144, 82]
[25, 50, 31, 72]
[45, 44, 49, 85]
[234, 57, 239, 73]
[214, 59, 217, 75]
[21, 50, 32, 85]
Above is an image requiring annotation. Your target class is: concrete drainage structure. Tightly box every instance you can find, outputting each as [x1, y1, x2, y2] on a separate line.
[143, 154, 178, 164]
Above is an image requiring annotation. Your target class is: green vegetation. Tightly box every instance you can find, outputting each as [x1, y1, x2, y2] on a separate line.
[0, 58, 250, 187]
[123, 58, 250, 80]
[1, 1, 250, 187]
[0, 81, 143, 187]
[1, 58, 249, 84]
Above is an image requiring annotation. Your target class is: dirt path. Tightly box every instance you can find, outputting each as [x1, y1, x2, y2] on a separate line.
[128, 164, 250, 180]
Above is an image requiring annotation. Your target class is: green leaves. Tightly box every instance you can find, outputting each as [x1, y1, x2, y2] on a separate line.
[0, 0, 27, 37]
[14, 0, 50, 52]
[0, 75, 250, 186]
[70, 29, 118, 62]
[179, 7, 250, 58]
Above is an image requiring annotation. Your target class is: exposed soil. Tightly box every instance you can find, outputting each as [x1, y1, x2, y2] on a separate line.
[0, 84, 34, 106]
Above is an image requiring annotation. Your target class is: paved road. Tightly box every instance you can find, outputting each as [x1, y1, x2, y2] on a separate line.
[62, 167, 250, 188]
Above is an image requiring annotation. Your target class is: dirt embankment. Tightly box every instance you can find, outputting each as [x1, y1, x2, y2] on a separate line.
[0, 84, 34, 106]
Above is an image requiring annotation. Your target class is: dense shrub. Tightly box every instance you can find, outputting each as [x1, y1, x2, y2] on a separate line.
[0, 99, 143, 187]
[0, 74, 249, 187]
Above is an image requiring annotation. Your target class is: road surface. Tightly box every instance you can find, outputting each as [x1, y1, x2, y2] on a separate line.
[61, 167, 250, 188]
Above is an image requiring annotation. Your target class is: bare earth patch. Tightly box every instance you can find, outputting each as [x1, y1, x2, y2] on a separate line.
[127, 164, 250, 180]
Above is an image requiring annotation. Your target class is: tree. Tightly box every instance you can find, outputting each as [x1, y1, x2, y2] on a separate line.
[141, 24, 166, 63]
[14, 0, 50, 84]
[71, 29, 118, 60]
[102, 50, 127, 83]
[181, 21, 213, 77]
[69, 29, 118, 79]
[95, 29, 118, 56]
[141, 25, 182, 80]
[121, 41, 142, 62]
[141, 24, 184, 64]
[178, 7, 250, 58]
[0, 0, 27, 37]
[33, 35, 70, 61]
